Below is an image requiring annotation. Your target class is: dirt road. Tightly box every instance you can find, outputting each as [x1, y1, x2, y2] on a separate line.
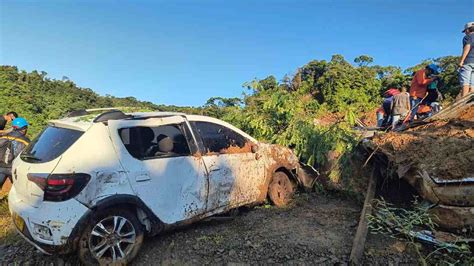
[0, 193, 417, 265]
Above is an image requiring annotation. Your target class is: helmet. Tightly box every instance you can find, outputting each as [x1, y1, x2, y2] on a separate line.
[12, 117, 28, 129]
[426, 64, 440, 75]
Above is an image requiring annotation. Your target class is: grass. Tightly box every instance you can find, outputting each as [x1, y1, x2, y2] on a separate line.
[0, 196, 20, 246]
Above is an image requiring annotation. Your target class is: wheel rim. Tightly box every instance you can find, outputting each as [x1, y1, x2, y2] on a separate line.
[269, 174, 294, 206]
[89, 215, 137, 262]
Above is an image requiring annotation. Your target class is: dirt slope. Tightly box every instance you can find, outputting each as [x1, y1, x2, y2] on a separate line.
[371, 110, 474, 181]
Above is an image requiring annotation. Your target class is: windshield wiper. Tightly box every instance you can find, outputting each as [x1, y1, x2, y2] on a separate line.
[21, 154, 42, 162]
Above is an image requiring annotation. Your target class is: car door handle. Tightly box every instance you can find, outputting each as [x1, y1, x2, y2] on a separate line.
[209, 168, 220, 173]
[136, 174, 151, 182]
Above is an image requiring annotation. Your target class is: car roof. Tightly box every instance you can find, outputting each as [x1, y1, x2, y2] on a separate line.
[49, 111, 185, 131]
[49, 111, 257, 142]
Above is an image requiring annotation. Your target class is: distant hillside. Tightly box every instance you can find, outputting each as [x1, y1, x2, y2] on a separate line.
[0, 66, 202, 136]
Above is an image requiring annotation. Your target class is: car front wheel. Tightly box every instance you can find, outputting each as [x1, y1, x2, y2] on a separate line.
[78, 208, 144, 265]
[268, 171, 295, 207]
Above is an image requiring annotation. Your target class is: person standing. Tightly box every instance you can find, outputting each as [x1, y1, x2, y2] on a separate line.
[391, 87, 410, 129]
[409, 64, 439, 122]
[0, 118, 30, 188]
[459, 21, 474, 98]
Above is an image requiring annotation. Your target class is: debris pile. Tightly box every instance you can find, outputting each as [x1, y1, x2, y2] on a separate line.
[363, 97, 474, 232]
[371, 118, 474, 181]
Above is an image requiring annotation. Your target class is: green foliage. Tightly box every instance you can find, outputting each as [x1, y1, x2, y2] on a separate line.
[354, 55, 374, 67]
[435, 56, 462, 98]
[0, 66, 200, 137]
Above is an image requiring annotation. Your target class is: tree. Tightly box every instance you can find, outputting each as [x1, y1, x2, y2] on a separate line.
[354, 55, 374, 67]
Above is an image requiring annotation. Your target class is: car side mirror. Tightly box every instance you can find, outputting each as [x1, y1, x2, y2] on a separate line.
[251, 144, 259, 153]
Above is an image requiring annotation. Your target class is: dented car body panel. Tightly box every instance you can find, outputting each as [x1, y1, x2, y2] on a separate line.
[9, 111, 307, 255]
[8, 185, 89, 246]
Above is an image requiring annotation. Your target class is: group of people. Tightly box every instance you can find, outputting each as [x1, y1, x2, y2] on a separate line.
[377, 64, 443, 130]
[0, 112, 30, 188]
[377, 21, 474, 130]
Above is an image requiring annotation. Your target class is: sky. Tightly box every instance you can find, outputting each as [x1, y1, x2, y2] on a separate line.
[1, 0, 473, 106]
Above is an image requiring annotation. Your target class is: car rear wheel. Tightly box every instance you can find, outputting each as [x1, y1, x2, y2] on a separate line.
[78, 208, 144, 265]
[268, 171, 295, 207]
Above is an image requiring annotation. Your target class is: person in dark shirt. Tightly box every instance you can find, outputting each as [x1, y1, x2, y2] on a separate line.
[0, 111, 18, 133]
[459, 22, 474, 97]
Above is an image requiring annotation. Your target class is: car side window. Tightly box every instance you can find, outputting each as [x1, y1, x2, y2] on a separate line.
[192, 121, 251, 155]
[119, 124, 191, 160]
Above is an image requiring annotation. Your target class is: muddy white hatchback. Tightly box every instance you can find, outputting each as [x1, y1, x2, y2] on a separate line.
[9, 110, 313, 264]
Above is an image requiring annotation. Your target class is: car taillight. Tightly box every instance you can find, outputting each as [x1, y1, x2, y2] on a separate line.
[28, 173, 91, 202]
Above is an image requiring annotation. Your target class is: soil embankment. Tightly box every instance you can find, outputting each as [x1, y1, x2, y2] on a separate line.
[371, 115, 474, 181]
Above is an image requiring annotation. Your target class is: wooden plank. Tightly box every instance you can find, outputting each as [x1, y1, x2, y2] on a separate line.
[349, 168, 377, 265]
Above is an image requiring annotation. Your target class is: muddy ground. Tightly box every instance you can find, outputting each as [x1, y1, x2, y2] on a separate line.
[0, 192, 418, 265]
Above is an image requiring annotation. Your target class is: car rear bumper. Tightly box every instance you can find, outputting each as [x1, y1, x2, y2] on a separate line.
[14, 222, 56, 255]
[8, 185, 90, 253]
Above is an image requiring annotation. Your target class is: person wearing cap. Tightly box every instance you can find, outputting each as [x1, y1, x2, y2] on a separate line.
[408, 64, 439, 122]
[459, 21, 474, 98]
[0, 118, 30, 188]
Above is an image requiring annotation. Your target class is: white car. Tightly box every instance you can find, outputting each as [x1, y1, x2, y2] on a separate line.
[9, 109, 314, 264]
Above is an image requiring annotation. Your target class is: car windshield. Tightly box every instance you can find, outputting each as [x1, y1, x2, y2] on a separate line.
[21, 126, 84, 163]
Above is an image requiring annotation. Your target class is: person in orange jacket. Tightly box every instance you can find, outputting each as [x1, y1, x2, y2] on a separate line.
[409, 64, 440, 122]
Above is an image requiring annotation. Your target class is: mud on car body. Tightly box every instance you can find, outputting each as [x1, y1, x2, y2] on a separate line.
[8, 110, 314, 264]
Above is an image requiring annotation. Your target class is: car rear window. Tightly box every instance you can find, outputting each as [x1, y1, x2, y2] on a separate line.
[21, 126, 84, 163]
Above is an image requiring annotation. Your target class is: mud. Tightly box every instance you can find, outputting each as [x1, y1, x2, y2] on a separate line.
[0, 193, 418, 265]
[219, 142, 253, 154]
[458, 105, 474, 121]
[371, 119, 474, 180]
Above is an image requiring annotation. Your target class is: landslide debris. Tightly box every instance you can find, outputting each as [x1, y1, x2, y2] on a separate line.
[371, 112, 474, 181]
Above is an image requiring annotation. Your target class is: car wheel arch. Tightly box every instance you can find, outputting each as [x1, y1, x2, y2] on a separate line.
[93, 194, 165, 235]
[274, 166, 299, 186]
[267, 168, 297, 207]
[69, 194, 164, 251]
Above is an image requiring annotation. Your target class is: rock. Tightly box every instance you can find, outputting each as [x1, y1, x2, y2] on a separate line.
[392, 241, 407, 253]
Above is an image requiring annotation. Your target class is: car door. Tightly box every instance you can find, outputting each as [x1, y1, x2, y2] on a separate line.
[108, 116, 209, 224]
[191, 120, 265, 211]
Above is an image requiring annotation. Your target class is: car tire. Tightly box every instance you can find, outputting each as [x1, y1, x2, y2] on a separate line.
[268, 171, 295, 207]
[78, 208, 144, 265]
